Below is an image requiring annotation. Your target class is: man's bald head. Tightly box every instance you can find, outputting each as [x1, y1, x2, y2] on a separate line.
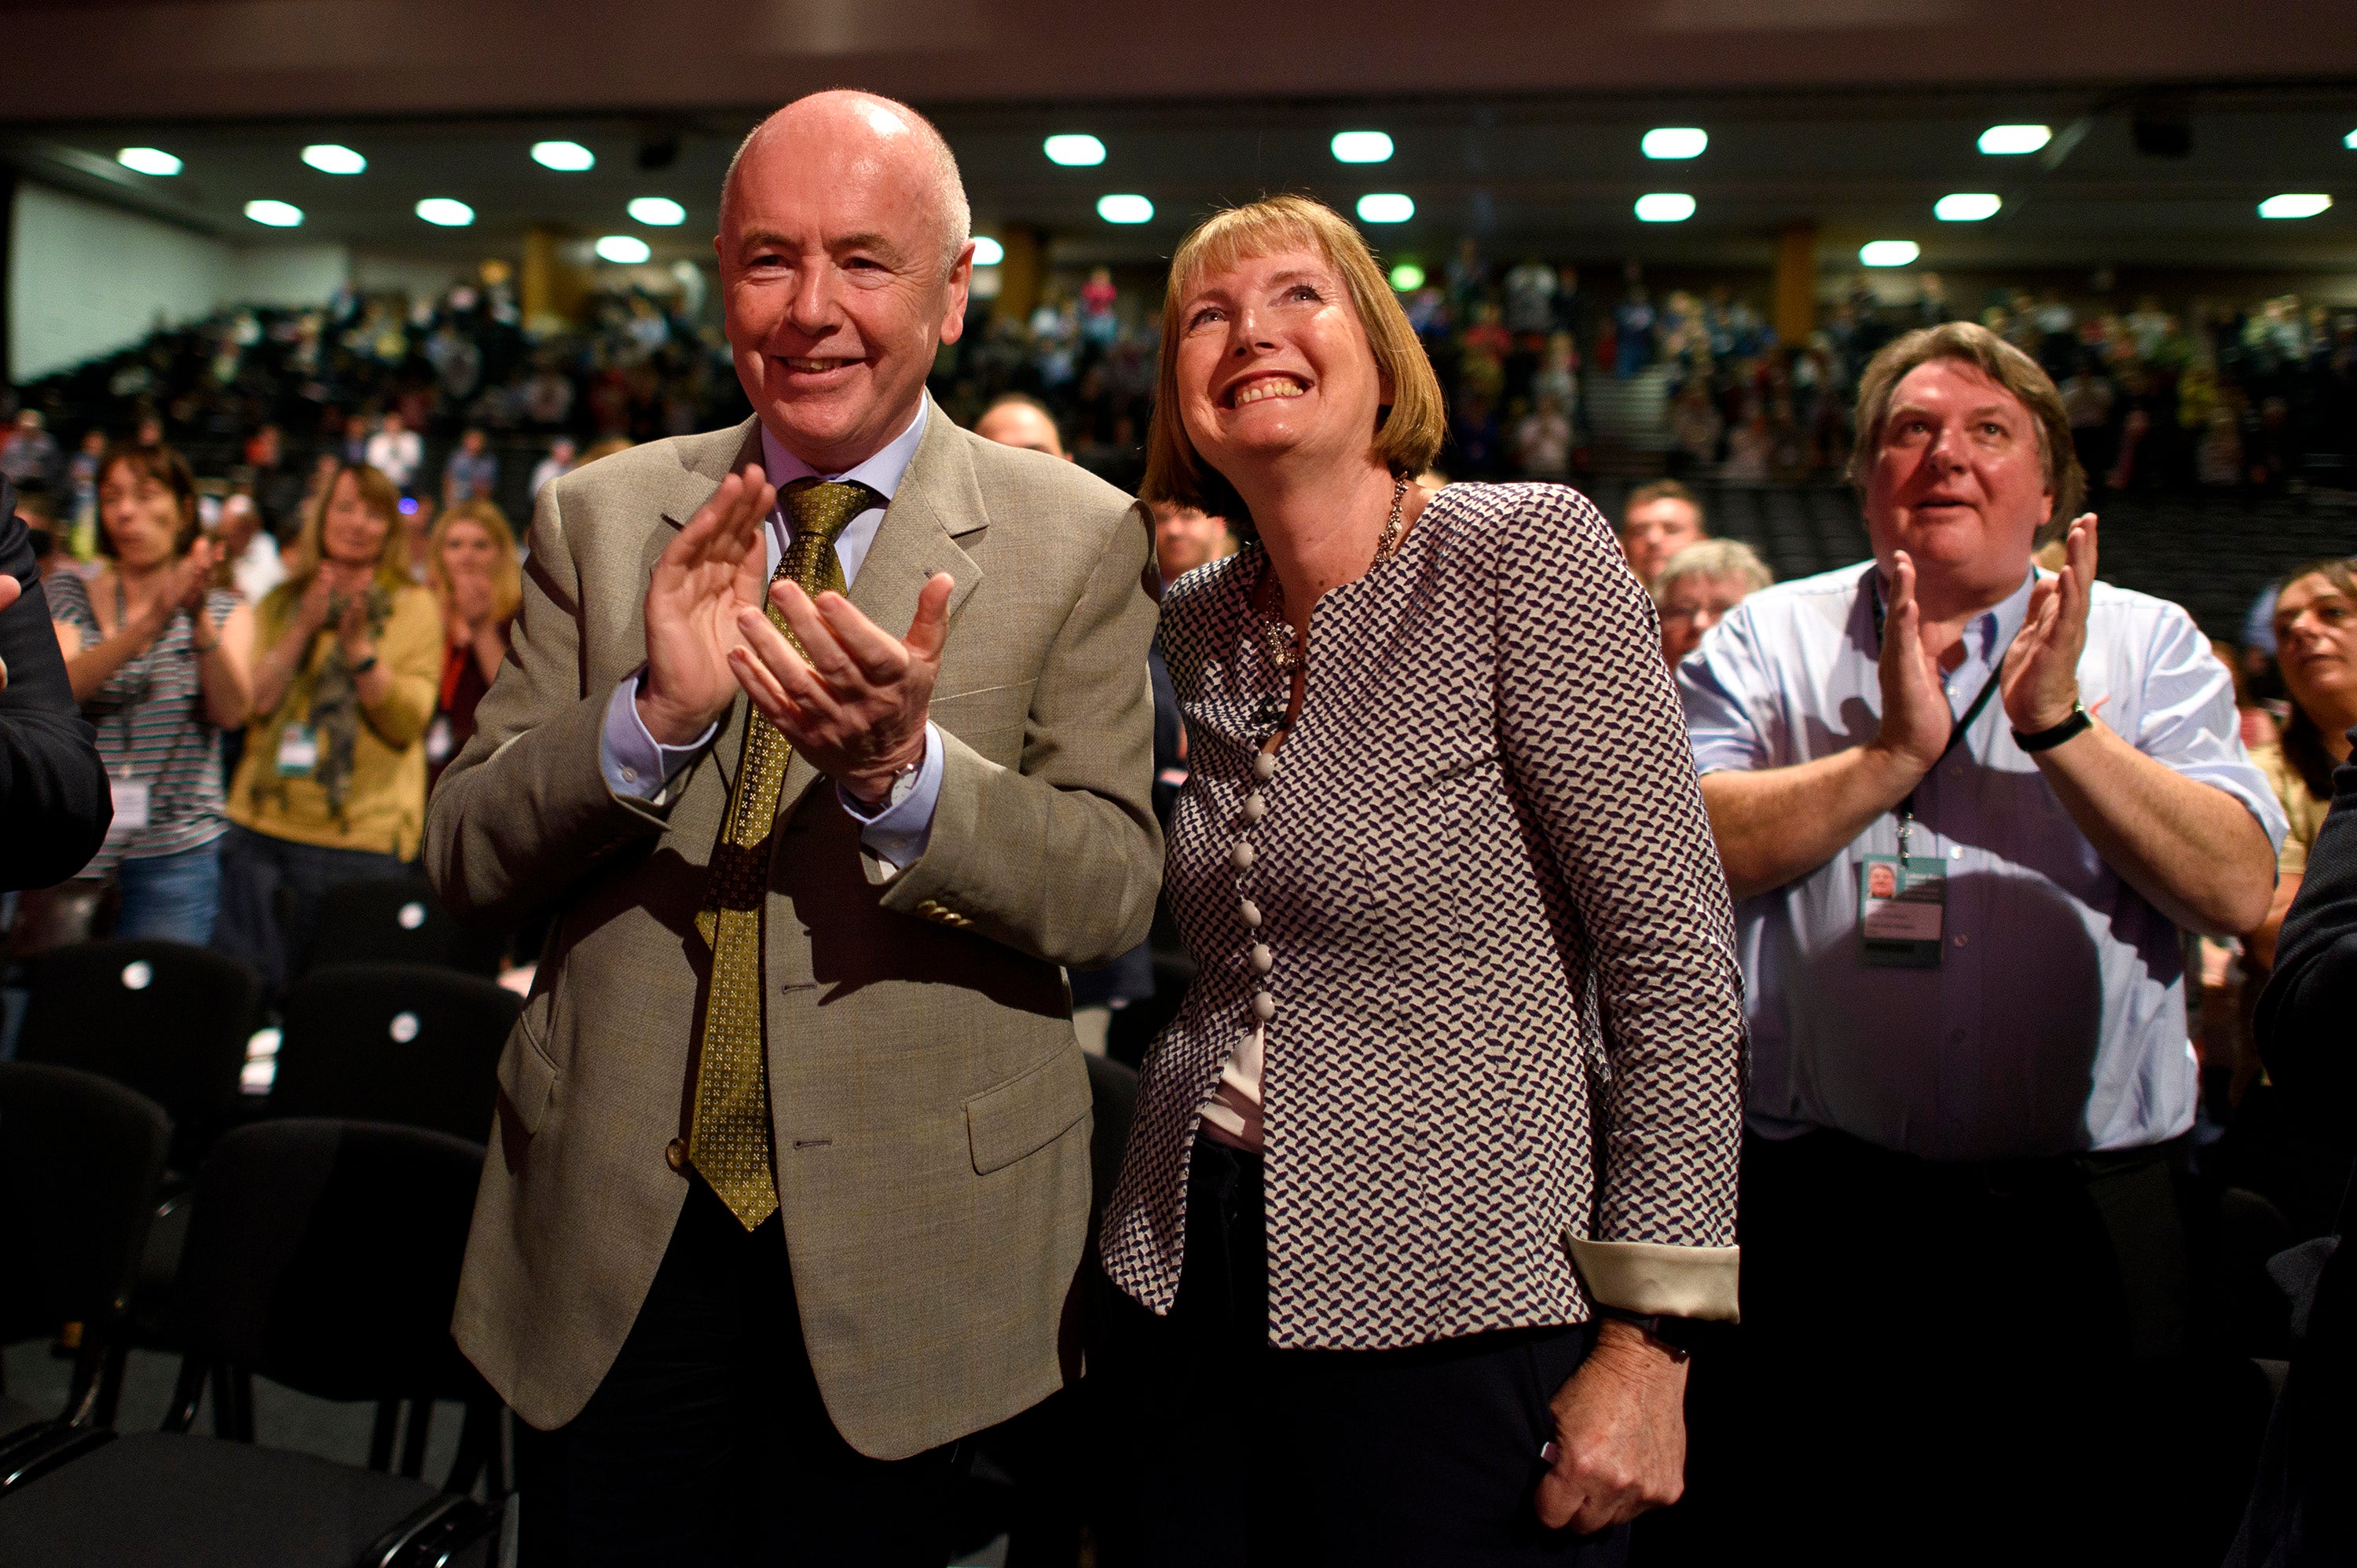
[722, 90, 970, 274]
[974, 397, 1067, 460]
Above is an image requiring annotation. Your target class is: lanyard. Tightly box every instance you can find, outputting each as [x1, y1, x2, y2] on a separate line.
[1869, 568, 2028, 862]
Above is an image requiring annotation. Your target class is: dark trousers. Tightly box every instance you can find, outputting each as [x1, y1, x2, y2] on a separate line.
[518, 1180, 967, 1568]
[1093, 1134, 1627, 1568]
[1727, 1128, 2259, 1568]
[211, 823, 407, 995]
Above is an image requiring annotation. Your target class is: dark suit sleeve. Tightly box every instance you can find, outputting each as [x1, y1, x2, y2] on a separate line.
[0, 483, 111, 889]
[2255, 730, 2357, 1106]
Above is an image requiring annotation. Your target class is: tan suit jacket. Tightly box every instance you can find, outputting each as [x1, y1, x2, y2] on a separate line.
[424, 400, 1161, 1459]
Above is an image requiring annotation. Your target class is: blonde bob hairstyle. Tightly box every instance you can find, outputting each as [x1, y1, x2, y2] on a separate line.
[1142, 194, 1445, 531]
[1849, 321, 2086, 543]
[427, 498, 524, 628]
[281, 460, 413, 595]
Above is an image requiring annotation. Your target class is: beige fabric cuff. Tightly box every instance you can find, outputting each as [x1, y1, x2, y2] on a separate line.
[1566, 1236, 1741, 1323]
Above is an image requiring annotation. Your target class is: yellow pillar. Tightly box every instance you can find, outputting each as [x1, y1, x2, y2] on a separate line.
[992, 227, 1044, 326]
[522, 226, 589, 333]
[1773, 222, 1818, 346]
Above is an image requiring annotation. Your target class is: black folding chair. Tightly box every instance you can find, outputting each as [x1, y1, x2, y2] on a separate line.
[271, 963, 522, 1145]
[0, 1119, 503, 1565]
[0, 1063, 171, 1464]
[14, 940, 261, 1171]
[304, 877, 505, 980]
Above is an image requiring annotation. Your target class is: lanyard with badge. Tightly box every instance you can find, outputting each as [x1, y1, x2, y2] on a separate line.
[103, 578, 197, 841]
[1857, 575, 2021, 969]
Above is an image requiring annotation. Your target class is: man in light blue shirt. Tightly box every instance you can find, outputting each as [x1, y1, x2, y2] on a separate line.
[1678, 322, 2283, 1565]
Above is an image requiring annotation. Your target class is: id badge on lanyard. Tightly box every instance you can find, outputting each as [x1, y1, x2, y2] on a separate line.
[105, 771, 151, 838]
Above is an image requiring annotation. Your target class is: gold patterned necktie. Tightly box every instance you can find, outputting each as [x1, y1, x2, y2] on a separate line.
[686, 477, 881, 1229]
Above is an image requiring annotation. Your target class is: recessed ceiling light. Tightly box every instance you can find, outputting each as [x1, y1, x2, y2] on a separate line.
[2344, 127, 2356, 149]
[1978, 123, 2051, 156]
[2258, 192, 2333, 219]
[244, 200, 304, 228]
[1934, 192, 2002, 222]
[1097, 193, 1153, 224]
[301, 144, 365, 176]
[1356, 193, 1414, 224]
[1640, 127, 1708, 160]
[531, 140, 596, 172]
[1860, 239, 1920, 266]
[1388, 262, 1426, 291]
[1044, 134, 1106, 167]
[115, 147, 181, 177]
[596, 235, 652, 264]
[1332, 131, 1395, 164]
[416, 197, 475, 227]
[1633, 192, 1695, 223]
[627, 196, 685, 226]
[971, 236, 1005, 266]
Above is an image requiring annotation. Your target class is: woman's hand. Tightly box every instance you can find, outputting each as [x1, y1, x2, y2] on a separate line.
[450, 572, 496, 636]
[293, 570, 338, 639]
[172, 537, 224, 614]
[336, 590, 375, 666]
[1534, 1320, 1689, 1533]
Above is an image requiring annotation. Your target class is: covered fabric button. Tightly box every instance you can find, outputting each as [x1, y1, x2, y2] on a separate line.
[1240, 793, 1266, 824]
[1230, 841, 1255, 871]
[1251, 991, 1275, 1021]
[1252, 753, 1277, 782]
[1250, 943, 1273, 973]
[1237, 898, 1261, 927]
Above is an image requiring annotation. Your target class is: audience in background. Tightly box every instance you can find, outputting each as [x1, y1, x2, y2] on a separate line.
[216, 460, 441, 992]
[2245, 559, 2357, 974]
[1, 410, 60, 491]
[1617, 478, 1707, 590]
[527, 435, 577, 501]
[421, 498, 520, 790]
[43, 445, 251, 945]
[362, 409, 423, 491]
[1654, 537, 1772, 669]
[0, 476, 112, 892]
[1149, 498, 1232, 590]
[217, 493, 287, 607]
[440, 427, 499, 505]
[973, 394, 1069, 459]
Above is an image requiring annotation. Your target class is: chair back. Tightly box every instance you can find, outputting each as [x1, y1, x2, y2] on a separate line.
[304, 877, 504, 978]
[270, 963, 519, 1144]
[15, 940, 259, 1167]
[0, 1063, 171, 1346]
[170, 1118, 484, 1404]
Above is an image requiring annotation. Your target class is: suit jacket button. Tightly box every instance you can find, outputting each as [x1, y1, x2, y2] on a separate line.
[665, 1138, 687, 1171]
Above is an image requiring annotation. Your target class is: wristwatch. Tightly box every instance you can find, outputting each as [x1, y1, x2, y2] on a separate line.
[1593, 1306, 1698, 1361]
[2012, 702, 2092, 753]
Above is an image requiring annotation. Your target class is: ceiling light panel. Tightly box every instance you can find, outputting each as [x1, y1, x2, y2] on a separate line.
[971, 236, 1005, 266]
[1633, 192, 1695, 222]
[1978, 123, 2051, 156]
[627, 196, 685, 226]
[1097, 193, 1153, 224]
[115, 147, 181, 176]
[416, 197, 475, 227]
[2258, 193, 2332, 219]
[596, 235, 652, 263]
[244, 200, 303, 227]
[1331, 131, 1394, 164]
[531, 141, 596, 172]
[1640, 127, 1708, 160]
[1044, 134, 1106, 167]
[1356, 193, 1414, 224]
[1860, 239, 1921, 266]
[1934, 192, 2002, 222]
[301, 144, 365, 175]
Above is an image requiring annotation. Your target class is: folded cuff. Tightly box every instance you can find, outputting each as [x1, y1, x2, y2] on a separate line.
[1566, 1236, 1741, 1323]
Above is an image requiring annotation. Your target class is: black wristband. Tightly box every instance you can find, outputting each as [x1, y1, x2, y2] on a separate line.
[2012, 703, 2092, 753]
[1594, 1306, 1696, 1360]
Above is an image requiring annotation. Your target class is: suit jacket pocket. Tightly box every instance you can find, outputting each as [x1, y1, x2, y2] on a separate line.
[497, 990, 560, 1136]
[966, 1047, 1091, 1175]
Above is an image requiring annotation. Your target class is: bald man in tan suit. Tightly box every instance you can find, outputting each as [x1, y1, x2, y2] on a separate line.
[425, 92, 1159, 1564]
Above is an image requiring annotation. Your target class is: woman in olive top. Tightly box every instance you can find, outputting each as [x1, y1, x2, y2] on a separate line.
[215, 460, 441, 991]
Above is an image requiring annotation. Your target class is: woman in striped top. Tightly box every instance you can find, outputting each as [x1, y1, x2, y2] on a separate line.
[49, 443, 254, 941]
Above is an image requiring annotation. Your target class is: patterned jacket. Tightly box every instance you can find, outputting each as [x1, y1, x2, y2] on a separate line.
[1101, 482, 1746, 1348]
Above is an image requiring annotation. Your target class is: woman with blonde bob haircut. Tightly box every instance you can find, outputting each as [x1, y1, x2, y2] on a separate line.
[1099, 194, 1747, 1564]
[422, 497, 522, 788]
[217, 459, 443, 991]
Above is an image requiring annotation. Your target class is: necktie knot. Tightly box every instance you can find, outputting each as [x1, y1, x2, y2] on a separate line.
[780, 478, 880, 550]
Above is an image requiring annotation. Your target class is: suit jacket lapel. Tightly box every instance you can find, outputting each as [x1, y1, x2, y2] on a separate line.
[776, 395, 988, 817]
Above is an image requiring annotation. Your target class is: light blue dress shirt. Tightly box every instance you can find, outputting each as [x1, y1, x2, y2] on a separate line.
[599, 402, 943, 872]
[1678, 560, 2288, 1161]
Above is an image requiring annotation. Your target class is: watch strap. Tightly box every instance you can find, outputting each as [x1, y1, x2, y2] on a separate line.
[2012, 703, 2092, 753]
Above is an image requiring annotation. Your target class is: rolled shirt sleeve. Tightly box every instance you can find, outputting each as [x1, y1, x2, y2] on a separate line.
[2128, 605, 2289, 855]
[1677, 607, 1778, 776]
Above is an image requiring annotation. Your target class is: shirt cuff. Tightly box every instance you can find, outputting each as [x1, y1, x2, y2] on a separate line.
[600, 671, 716, 801]
[1566, 1236, 1741, 1323]
[838, 722, 944, 876]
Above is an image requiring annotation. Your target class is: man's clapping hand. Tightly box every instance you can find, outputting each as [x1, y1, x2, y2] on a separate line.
[636, 464, 777, 747]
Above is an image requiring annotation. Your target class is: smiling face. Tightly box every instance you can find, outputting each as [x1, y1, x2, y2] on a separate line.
[97, 458, 187, 570]
[1864, 357, 2051, 605]
[438, 518, 497, 581]
[2274, 570, 2357, 719]
[1171, 246, 1390, 496]
[719, 96, 971, 472]
[321, 471, 392, 569]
